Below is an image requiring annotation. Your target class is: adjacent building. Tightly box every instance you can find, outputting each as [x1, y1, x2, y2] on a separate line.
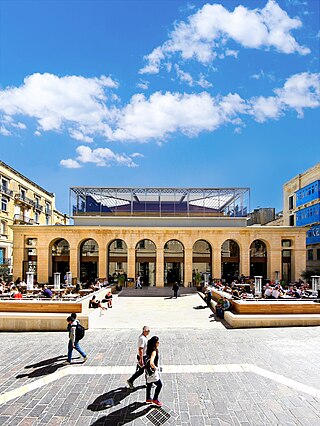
[12, 186, 306, 285]
[282, 163, 320, 272]
[0, 161, 68, 277]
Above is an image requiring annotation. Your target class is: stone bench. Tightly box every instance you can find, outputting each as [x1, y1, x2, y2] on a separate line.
[0, 312, 89, 331]
[224, 311, 320, 328]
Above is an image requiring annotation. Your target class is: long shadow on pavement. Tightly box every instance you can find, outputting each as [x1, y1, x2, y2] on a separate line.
[88, 385, 145, 411]
[90, 401, 152, 426]
[16, 355, 80, 379]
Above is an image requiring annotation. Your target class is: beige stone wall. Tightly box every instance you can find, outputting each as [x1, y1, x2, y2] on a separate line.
[1, 161, 65, 274]
[13, 224, 306, 285]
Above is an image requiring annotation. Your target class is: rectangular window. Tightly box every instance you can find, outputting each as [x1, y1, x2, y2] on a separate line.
[35, 196, 40, 209]
[289, 215, 294, 226]
[46, 215, 50, 225]
[34, 211, 39, 223]
[288, 195, 294, 210]
[307, 249, 314, 261]
[317, 249, 320, 261]
[0, 221, 6, 234]
[2, 178, 8, 190]
[1, 197, 8, 211]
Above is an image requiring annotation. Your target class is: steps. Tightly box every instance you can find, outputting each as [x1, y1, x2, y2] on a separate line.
[118, 286, 197, 297]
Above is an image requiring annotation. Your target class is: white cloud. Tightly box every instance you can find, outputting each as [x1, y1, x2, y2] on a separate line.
[75, 145, 138, 168]
[0, 71, 319, 164]
[60, 159, 82, 169]
[136, 80, 149, 90]
[140, 0, 310, 74]
[0, 126, 11, 136]
[131, 152, 144, 158]
[0, 72, 118, 139]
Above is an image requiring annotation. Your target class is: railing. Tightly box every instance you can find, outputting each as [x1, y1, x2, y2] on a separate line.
[34, 204, 43, 212]
[14, 194, 35, 207]
[0, 186, 13, 197]
[0, 258, 11, 266]
[13, 214, 34, 225]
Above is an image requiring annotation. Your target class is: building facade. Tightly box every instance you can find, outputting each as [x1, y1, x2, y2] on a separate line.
[282, 163, 320, 272]
[12, 187, 306, 285]
[0, 161, 67, 277]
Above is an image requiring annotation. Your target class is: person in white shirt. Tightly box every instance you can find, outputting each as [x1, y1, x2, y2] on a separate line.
[127, 325, 150, 389]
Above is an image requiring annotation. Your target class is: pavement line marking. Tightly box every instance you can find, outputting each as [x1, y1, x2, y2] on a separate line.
[0, 363, 319, 406]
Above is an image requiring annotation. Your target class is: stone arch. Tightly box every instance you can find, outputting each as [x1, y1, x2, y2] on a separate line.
[192, 240, 212, 285]
[164, 239, 184, 286]
[221, 239, 240, 283]
[250, 239, 268, 279]
[135, 239, 157, 286]
[107, 239, 128, 285]
[49, 238, 70, 283]
[79, 238, 99, 283]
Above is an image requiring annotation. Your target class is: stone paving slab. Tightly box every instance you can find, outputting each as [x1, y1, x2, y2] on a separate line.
[0, 294, 319, 425]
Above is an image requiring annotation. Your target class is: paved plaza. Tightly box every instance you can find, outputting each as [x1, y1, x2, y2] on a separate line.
[0, 293, 320, 425]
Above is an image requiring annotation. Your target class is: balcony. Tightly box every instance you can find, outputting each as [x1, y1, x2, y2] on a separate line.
[0, 186, 13, 197]
[34, 204, 43, 212]
[14, 194, 35, 207]
[13, 214, 35, 225]
[45, 208, 52, 215]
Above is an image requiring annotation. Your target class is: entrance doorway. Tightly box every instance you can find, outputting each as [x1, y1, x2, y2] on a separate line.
[221, 240, 240, 283]
[250, 240, 268, 279]
[164, 240, 184, 285]
[80, 239, 99, 283]
[135, 239, 156, 286]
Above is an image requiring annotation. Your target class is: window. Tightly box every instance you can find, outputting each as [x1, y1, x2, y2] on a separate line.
[46, 215, 50, 225]
[26, 238, 37, 246]
[2, 178, 8, 190]
[34, 211, 39, 223]
[34, 196, 40, 209]
[1, 197, 8, 211]
[307, 249, 314, 261]
[288, 195, 294, 210]
[0, 221, 6, 235]
[289, 215, 294, 226]
[116, 240, 123, 249]
[20, 188, 26, 200]
[317, 249, 320, 261]
[45, 202, 51, 214]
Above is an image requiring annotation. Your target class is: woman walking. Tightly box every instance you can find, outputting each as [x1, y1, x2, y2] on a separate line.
[145, 336, 163, 407]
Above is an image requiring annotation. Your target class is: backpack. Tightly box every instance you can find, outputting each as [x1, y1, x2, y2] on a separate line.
[75, 323, 85, 341]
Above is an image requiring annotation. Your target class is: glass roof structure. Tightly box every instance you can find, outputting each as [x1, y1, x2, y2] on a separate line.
[70, 187, 250, 218]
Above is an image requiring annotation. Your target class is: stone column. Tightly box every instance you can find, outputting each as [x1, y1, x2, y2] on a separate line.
[98, 245, 107, 278]
[294, 248, 306, 281]
[269, 248, 282, 281]
[212, 248, 221, 279]
[37, 245, 49, 283]
[127, 246, 136, 281]
[156, 248, 164, 287]
[69, 246, 79, 282]
[240, 245, 250, 277]
[184, 247, 193, 287]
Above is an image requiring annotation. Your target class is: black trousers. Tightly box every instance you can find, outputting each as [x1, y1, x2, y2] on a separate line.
[128, 356, 147, 383]
[146, 379, 162, 401]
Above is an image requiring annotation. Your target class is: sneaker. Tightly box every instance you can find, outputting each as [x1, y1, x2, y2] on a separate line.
[145, 399, 153, 404]
[126, 380, 134, 389]
[63, 360, 71, 365]
[83, 356, 88, 362]
[152, 400, 163, 407]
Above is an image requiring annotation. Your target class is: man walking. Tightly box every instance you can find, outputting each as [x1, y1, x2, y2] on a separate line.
[135, 275, 142, 289]
[126, 325, 150, 389]
[64, 315, 87, 364]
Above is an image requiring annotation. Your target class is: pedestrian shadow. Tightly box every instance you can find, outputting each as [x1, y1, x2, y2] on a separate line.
[90, 401, 152, 425]
[88, 385, 145, 411]
[16, 355, 80, 379]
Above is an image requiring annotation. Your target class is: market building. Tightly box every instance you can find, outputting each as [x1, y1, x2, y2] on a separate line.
[12, 187, 306, 285]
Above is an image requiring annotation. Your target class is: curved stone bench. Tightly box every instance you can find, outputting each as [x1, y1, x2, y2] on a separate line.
[224, 311, 320, 328]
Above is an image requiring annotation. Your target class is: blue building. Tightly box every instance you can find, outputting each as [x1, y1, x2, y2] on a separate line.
[283, 164, 320, 272]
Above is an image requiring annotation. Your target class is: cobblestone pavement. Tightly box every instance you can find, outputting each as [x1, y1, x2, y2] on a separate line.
[0, 293, 320, 425]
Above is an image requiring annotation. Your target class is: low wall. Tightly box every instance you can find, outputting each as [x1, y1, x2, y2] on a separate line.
[0, 287, 113, 331]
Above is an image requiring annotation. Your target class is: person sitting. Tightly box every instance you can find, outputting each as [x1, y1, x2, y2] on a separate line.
[264, 284, 273, 299]
[89, 295, 100, 308]
[12, 287, 22, 299]
[42, 286, 53, 298]
[104, 291, 113, 308]
[216, 297, 231, 319]
[204, 287, 212, 307]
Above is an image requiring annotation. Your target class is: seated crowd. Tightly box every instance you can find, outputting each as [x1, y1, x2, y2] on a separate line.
[0, 276, 111, 300]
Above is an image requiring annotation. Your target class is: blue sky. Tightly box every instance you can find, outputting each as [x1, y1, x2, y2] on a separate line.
[0, 0, 319, 214]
